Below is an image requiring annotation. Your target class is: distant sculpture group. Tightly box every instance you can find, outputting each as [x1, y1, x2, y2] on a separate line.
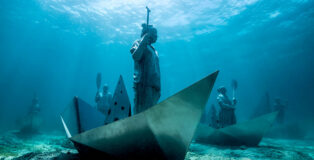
[209, 86, 286, 129]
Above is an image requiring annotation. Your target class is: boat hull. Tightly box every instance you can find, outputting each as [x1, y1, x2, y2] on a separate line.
[195, 111, 278, 146]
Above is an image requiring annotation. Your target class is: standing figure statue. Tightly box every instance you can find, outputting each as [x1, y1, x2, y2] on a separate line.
[217, 86, 237, 128]
[95, 84, 113, 115]
[130, 23, 161, 114]
[30, 94, 40, 114]
[273, 98, 285, 124]
[20, 93, 41, 134]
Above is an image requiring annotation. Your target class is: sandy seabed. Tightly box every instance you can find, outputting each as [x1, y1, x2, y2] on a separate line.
[0, 130, 313, 160]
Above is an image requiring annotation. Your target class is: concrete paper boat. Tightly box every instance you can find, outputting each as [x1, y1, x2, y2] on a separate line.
[61, 71, 219, 159]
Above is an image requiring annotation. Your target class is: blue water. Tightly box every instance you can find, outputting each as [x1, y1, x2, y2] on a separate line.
[0, 0, 313, 135]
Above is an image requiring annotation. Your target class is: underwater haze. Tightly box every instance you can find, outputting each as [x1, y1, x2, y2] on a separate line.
[0, 0, 314, 138]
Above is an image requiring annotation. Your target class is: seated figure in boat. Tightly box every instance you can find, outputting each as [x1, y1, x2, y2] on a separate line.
[273, 98, 285, 124]
[217, 86, 237, 128]
[130, 23, 161, 114]
[95, 84, 112, 115]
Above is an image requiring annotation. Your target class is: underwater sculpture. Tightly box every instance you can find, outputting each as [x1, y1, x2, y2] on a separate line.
[95, 73, 113, 115]
[217, 86, 237, 128]
[195, 111, 278, 146]
[131, 7, 161, 114]
[273, 98, 286, 124]
[61, 75, 131, 134]
[19, 93, 42, 134]
[61, 71, 218, 159]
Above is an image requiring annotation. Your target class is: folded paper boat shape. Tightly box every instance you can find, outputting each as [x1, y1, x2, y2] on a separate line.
[61, 71, 219, 160]
[194, 111, 278, 146]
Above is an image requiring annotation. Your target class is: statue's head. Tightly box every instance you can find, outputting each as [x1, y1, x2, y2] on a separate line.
[103, 84, 109, 93]
[217, 86, 227, 94]
[141, 23, 157, 44]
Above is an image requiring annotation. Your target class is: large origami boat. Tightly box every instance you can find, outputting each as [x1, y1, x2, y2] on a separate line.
[61, 71, 218, 159]
[194, 111, 278, 146]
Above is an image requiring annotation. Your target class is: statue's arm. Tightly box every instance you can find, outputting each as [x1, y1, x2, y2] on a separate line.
[218, 96, 235, 109]
[130, 35, 149, 61]
[217, 97, 228, 109]
[218, 101, 229, 109]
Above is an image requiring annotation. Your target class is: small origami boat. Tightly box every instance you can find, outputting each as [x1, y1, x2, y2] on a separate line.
[194, 111, 278, 146]
[61, 71, 219, 159]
